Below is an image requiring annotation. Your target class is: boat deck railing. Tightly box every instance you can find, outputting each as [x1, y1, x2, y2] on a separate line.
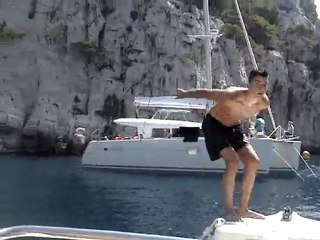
[0, 225, 196, 240]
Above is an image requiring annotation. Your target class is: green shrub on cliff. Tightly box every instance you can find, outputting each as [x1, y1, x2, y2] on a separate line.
[223, 23, 245, 45]
[282, 24, 318, 61]
[219, 6, 278, 49]
[189, 49, 202, 66]
[0, 21, 25, 41]
[286, 25, 313, 37]
[248, 15, 277, 49]
[305, 39, 318, 49]
[252, 7, 279, 25]
[83, 40, 98, 53]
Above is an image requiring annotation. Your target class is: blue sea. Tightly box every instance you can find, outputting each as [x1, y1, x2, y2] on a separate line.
[0, 154, 319, 238]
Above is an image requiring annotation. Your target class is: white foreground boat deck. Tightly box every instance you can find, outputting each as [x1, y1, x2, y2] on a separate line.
[1, 211, 319, 240]
[210, 211, 319, 240]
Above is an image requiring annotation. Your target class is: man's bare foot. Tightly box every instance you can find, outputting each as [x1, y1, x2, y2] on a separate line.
[225, 211, 243, 222]
[240, 209, 266, 219]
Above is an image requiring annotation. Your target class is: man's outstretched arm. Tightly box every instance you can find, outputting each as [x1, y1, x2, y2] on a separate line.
[176, 88, 229, 102]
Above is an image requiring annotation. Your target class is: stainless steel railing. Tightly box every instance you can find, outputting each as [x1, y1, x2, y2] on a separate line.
[0, 225, 196, 240]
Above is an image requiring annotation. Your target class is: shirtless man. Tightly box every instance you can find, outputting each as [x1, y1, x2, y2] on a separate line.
[176, 70, 269, 220]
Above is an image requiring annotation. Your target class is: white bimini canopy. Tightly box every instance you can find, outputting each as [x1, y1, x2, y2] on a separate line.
[134, 96, 211, 110]
[114, 118, 202, 129]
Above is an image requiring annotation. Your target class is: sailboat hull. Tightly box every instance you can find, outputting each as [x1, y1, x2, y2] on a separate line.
[82, 137, 301, 176]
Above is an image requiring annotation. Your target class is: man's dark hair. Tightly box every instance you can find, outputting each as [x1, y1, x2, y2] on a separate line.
[248, 70, 268, 83]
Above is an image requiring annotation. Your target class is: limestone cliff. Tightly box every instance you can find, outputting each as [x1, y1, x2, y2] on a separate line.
[0, 0, 319, 154]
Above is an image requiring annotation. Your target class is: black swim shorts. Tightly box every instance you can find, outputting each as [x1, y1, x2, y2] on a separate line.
[202, 113, 248, 161]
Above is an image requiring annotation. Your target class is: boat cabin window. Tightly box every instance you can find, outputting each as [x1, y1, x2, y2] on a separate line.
[152, 111, 168, 120]
[165, 112, 187, 121]
[152, 109, 201, 122]
[151, 128, 171, 138]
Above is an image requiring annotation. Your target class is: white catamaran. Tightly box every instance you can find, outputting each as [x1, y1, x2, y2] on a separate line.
[82, 95, 302, 175]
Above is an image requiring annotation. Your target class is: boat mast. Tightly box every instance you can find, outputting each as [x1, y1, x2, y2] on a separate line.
[203, 0, 212, 89]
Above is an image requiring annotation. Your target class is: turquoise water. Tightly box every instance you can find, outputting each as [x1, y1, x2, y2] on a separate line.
[0, 154, 319, 238]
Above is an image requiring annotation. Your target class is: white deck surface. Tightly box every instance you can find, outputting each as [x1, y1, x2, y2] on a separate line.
[212, 211, 319, 240]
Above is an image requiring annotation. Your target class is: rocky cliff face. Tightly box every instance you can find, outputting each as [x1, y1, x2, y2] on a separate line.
[0, 0, 319, 153]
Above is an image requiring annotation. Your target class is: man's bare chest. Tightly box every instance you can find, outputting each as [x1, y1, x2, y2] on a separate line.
[225, 100, 260, 115]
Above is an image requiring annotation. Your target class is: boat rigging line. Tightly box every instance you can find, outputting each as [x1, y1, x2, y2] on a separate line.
[234, 0, 277, 131]
[234, 0, 317, 179]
